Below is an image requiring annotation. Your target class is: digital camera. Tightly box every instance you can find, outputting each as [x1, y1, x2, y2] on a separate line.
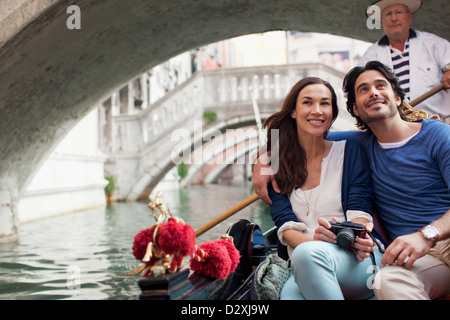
[329, 221, 367, 249]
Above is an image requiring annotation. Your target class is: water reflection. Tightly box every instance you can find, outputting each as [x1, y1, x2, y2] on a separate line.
[0, 184, 271, 299]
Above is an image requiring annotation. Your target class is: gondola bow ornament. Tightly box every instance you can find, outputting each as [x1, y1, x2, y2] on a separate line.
[131, 191, 240, 279]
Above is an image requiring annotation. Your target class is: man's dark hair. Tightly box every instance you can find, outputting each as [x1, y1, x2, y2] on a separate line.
[343, 60, 407, 131]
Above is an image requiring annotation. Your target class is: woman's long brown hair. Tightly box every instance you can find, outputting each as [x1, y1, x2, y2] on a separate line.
[262, 77, 338, 195]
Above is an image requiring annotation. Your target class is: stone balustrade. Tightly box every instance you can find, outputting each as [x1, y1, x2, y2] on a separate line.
[99, 63, 351, 200]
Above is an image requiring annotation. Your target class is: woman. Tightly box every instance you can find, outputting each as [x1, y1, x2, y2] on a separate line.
[262, 77, 383, 300]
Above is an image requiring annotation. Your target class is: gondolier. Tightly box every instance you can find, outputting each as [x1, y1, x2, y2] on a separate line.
[360, 0, 450, 122]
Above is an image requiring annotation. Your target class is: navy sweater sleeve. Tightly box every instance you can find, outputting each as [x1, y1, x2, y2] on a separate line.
[342, 140, 373, 216]
[268, 183, 297, 259]
[268, 183, 298, 230]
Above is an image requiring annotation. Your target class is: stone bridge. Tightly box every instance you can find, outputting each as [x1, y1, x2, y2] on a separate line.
[100, 63, 350, 201]
[0, 0, 448, 239]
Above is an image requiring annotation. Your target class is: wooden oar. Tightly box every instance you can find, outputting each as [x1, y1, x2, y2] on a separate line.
[409, 84, 444, 107]
[195, 193, 259, 237]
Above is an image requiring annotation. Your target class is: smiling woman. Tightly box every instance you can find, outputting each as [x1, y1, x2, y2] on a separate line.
[262, 77, 338, 195]
[252, 76, 382, 300]
[292, 84, 334, 141]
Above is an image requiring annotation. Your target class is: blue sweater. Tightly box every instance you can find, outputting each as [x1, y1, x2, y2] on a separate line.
[328, 119, 450, 242]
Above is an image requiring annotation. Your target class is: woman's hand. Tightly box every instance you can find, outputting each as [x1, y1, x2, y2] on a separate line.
[314, 218, 337, 244]
[315, 217, 376, 262]
[351, 222, 375, 262]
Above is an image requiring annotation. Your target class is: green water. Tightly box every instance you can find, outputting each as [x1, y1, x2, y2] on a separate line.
[0, 184, 272, 300]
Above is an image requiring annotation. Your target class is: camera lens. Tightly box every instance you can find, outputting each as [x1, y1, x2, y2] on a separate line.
[336, 228, 355, 248]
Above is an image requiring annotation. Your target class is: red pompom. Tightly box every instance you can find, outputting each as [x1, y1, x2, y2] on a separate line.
[157, 218, 196, 256]
[190, 240, 232, 279]
[217, 238, 240, 272]
[132, 225, 155, 261]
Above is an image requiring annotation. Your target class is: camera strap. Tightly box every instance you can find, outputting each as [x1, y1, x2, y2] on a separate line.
[368, 232, 385, 253]
[367, 232, 385, 272]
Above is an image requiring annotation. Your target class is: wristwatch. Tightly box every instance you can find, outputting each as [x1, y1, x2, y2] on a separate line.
[420, 225, 439, 245]
[443, 64, 450, 73]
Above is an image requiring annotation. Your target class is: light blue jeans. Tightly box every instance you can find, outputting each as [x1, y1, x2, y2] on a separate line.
[280, 241, 383, 300]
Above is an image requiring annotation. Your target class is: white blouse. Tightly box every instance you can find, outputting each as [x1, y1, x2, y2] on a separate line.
[277, 140, 373, 256]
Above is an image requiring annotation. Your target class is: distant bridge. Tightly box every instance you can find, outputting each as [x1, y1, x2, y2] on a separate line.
[98, 63, 353, 201]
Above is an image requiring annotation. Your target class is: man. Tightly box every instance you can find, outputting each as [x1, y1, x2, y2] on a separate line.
[253, 61, 450, 299]
[361, 0, 450, 122]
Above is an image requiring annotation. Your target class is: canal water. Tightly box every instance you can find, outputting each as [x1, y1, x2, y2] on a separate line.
[0, 184, 272, 300]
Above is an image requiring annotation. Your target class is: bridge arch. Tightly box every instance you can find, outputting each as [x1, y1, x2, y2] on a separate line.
[128, 115, 265, 201]
[0, 0, 448, 238]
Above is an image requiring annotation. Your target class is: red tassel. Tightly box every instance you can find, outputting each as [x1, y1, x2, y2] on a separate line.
[217, 237, 240, 272]
[132, 225, 156, 261]
[157, 217, 196, 257]
[190, 240, 231, 279]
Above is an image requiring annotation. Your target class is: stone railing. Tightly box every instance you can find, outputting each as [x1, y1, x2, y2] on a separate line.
[98, 63, 349, 200]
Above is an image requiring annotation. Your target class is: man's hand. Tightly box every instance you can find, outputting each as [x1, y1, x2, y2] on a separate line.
[381, 232, 433, 269]
[252, 152, 280, 205]
[442, 70, 450, 92]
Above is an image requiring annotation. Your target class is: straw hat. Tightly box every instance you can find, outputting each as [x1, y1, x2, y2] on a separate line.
[367, 0, 423, 14]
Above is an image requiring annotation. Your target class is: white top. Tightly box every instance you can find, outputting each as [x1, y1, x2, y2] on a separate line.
[277, 140, 373, 257]
[378, 131, 418, 149]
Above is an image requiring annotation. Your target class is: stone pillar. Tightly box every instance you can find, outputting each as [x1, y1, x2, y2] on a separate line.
[0, 178, 19, 241]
